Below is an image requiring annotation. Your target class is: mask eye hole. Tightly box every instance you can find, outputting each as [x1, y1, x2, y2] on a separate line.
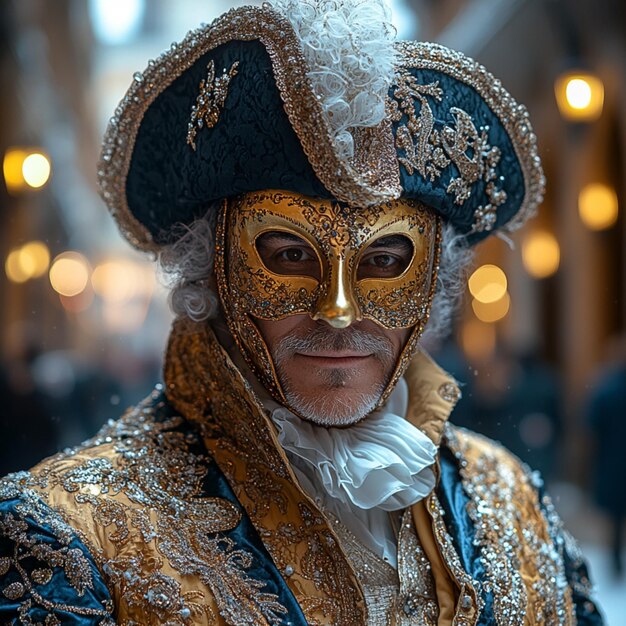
[357, 235, 414, 280]
[255, 231, 321, 281]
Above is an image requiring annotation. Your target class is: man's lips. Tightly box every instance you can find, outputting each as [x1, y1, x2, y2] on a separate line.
[295, 352, 373, 367]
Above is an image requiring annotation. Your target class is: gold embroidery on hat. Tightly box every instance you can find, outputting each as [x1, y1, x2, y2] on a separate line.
[390, 68, 508, 233]
[186, 60, 239, 151]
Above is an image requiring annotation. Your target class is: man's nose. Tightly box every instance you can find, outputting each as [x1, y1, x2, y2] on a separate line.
[312, 257, 361, 329]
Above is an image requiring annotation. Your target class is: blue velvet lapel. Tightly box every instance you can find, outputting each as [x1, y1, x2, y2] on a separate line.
[437, 445, 497, 625]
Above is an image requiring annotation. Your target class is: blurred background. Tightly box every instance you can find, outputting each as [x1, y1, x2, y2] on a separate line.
[0, 0, 624, 621]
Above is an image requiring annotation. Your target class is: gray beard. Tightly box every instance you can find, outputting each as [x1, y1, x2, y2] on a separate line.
[283, 386, 383, 427]
[272, 325, 394, 426]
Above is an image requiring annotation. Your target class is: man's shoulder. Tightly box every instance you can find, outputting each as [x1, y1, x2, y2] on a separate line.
[8, 385, 197, 490]
[0, 386, 217, 555]
[441, 424, 602, 624]
[0, 387, 239, 623]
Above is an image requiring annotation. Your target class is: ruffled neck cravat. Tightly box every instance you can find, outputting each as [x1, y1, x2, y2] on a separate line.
[269, 379, 437, 510]
[268, 379, 438, 566]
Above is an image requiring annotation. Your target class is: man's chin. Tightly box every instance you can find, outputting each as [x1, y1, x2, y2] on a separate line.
[283, 386, 383, 427]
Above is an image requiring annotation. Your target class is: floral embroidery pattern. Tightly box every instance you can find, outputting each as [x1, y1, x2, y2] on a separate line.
[0, 483, 115, 624]
[390, 68, 508, 233]
[0, 392, 289, 625]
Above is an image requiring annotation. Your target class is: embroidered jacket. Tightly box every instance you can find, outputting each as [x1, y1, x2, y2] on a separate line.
[0, 321, 603, 625]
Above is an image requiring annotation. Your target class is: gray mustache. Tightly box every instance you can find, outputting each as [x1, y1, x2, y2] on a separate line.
[274, 326, 395, 362]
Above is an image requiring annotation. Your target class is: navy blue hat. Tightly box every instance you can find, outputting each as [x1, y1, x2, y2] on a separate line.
[98, 3, 544, 251]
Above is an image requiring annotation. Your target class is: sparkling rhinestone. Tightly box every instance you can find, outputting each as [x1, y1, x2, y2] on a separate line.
[460, 594, 472, 610]
[438, 382, 460, 403]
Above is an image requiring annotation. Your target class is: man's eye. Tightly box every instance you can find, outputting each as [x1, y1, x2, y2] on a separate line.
[255, 231, 321, 280]
[278, 248, 313, 263]
[357, 235, 413, 279]
[363, 254, 398, 269]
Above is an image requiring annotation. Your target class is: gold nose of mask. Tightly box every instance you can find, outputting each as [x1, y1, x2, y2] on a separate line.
[312, 257, 361, 328]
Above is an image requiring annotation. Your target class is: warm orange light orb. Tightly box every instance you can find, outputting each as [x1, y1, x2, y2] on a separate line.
[3, 149, 27, 193]
[49, 252, 90, 297]
[578, 183, 618, 231]
[5, 249, 29, 283]
[472, 291, 511, 323]
[566, 79, 592, 109]
[92, 259, 142, 302]
[22, 153, 51, 188]
[19, 241, 51, 278]
[5, 241, 51, 283]
[2, 148, 51, 192]
[468, 264, 508, 304]
[554, 72, 604, 122]
[522, 231, 560, 279]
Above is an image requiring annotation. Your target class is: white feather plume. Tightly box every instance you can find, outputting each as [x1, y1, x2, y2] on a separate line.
[269, 0, 397, 161]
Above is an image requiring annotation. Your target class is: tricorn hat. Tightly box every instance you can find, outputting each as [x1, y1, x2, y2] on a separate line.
[98, 0, 544, 252]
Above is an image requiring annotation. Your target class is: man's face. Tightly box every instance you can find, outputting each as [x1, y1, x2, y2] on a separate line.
[216, 190, 440, 425]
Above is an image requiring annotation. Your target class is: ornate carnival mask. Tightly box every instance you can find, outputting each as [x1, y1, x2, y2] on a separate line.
[215, 190, 442, 410]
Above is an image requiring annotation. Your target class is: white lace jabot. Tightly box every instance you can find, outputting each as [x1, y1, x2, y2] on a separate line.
[270, 379, 437, 510]
[268, 379, 438, 566]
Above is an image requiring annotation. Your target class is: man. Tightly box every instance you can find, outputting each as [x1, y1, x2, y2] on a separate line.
[0, 0, 603, 624]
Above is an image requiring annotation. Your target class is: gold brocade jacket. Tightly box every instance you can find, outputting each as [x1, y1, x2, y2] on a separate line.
[0, 320, 602, 626]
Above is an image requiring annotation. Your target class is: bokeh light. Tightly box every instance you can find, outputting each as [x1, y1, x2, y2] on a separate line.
[578, 183, 618, 231]
[103, 299, 151, 333]
[3, 148, 51, 192]
[18, 241, 50, 278]
[468, 264, 508, 304]
[89, 0, 145, 45]
[472, 291, 511, 323]
[5, 249, 30, 283]
[554, 72, 604, 122]
[566, 79, 592, 109]
[522, 231, 560, 279]
[3, 148, 27, 193]
[5, 241, 51, 283]
[461, 318, 497, 362]
[92, 259, 143, 302]
[22, 152, 51, 188]
[49, 252, 91, 297]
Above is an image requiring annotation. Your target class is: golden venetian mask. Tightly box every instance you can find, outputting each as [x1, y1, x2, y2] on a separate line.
[215, 190, 441, 408]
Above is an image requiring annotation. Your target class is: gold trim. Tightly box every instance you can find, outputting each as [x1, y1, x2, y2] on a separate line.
[98, 5, 401, 253]
[378, 217, 442, 406]
[404, 351, 460, 446]
[98, 8, 542, 252]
